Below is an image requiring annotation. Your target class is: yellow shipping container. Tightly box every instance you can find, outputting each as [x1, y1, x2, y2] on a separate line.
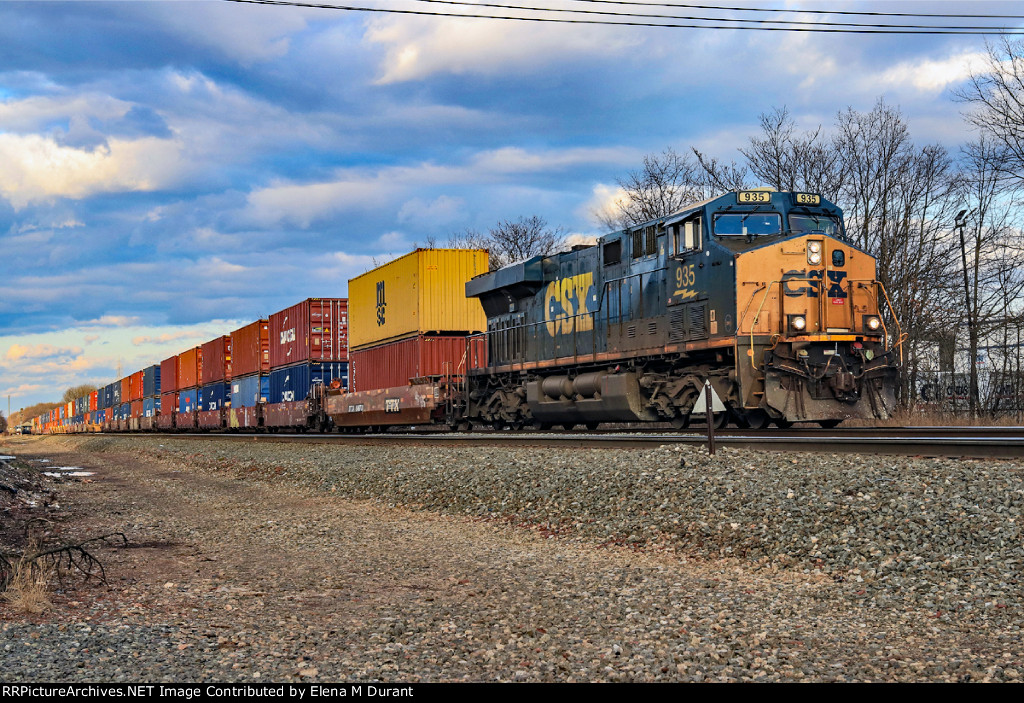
[348, 248, 489, 350]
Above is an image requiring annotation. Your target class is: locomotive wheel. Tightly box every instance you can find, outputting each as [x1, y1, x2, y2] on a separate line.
[818, 419, 842, 429]
[670, 414, 690, 430]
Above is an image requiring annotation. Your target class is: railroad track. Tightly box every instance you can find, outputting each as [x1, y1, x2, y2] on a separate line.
[149, 426, 1024, 459]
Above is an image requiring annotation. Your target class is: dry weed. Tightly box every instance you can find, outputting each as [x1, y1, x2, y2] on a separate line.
[2, 557, 52, 614]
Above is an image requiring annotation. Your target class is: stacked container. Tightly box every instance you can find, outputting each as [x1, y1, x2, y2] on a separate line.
[176, 347, 202, 428]
[159, 355, 178, 426]
[199, 335, 231, 410]
[347, 249, 488, 392]
[268, 299, 349, 404]
[142, 364, 161, 419]
[230, 320, 269, 409]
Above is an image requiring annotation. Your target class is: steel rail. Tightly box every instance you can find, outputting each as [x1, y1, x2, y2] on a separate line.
[155, 430, 1023, 459]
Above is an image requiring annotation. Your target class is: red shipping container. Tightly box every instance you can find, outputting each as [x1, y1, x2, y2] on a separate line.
[120, 377, 131, 403]
[105, 407, 113, 423]
[131, 399, 143, 418]
[130, 370, 144, 401]
[160, 391, 178, 416]
[89, 391, 98, 412]
[201, 335, 232, 385]
[161, 355, 179, 393]
[231, 319, 269, 377]
[177, 347, 203, 389]
[349, 334, 485, 392]
[269, 298, 348, 369]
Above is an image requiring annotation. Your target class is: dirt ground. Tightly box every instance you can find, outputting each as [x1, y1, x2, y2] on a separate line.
[1, 434, 1019, 682]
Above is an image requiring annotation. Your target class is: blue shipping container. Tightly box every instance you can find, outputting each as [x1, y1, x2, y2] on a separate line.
[119, 403, 131, 421]
[231, 374, 268, 408]
[112, 383, 122, 406]
[268, 362, 348, 405]
[143, 365, 161, 398]
[143, 397, 161, 417]
[200, 382, 230, 411]
[178, 388, 198, 413]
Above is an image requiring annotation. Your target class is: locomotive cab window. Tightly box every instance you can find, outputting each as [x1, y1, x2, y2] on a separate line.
[713, 212, 781, 239]
[789, 214, 842, 237]
[603, 240, 622, 266]
[673, 216, 702, 254]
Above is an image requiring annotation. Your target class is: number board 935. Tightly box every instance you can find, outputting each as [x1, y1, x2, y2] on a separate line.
[737, 191, 772, 204]
[794, 192, 821, 205]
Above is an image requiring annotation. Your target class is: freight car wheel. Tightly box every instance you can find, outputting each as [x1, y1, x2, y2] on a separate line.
[585, 422, 600, 431]
[742, 410, 770, 430]
[818, 419, 842, 429]
[561, 423, 576, 431]
[773, 419, 793, 429]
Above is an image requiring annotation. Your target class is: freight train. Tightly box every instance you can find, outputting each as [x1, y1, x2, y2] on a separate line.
[29, 190, 901, 435]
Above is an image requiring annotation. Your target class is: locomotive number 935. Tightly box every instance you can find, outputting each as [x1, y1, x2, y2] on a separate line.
[463, 189, 901, 430]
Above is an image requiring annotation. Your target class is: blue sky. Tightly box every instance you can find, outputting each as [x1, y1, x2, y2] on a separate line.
[0, 0, 1016, 411]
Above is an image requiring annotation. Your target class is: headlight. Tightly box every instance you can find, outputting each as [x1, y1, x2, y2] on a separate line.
[791, 315, 806, 332]
[808, 252, 822, 265]
[866, 316, 881, 331]
[808, 242, 821, 253]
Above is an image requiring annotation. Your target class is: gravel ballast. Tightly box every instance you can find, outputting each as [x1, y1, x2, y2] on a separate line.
[1, 434, 1021, 682]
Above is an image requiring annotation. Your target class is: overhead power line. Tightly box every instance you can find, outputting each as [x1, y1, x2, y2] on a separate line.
[563, 1, 1024, 20]
[409, 0, 1024, 30]
[220, 0, 1024, 34]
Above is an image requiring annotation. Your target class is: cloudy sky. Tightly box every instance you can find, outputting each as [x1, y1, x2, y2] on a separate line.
[0, 0, 1017, 412]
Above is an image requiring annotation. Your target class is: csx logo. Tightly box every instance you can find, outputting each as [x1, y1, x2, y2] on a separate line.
[280, 328, 296, 344]
[376, 280, 386, 326]
[545, 272, 596, 336]
[783, 270, 848, 298]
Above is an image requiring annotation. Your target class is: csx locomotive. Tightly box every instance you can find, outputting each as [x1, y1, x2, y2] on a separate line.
[463, 189, 901, 429]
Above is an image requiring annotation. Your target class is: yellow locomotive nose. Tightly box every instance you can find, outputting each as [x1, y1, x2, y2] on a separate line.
[734, 233, 900, 423]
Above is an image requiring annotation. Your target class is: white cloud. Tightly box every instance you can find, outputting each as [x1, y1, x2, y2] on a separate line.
[139, 2, 311, 66]
[246, 146, 637, 227]
[0, 133, 186, 209]
[3, 343, 82, 362]
[80, 315, 143, 329]
[398, 195, 465, 225]
[580, 183, 630, 228]
[872, 50, 988, 93]
[365, 16, 642, 83]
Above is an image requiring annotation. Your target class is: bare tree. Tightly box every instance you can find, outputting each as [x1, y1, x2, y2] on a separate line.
[596, 148, 719, 231]
[450, 215, 566, 271]
[62, 385, 97, 404]
[738, 106, 844, 200]
[956, 36, 1024, 189]
[953, 136, 1024, 414]
[0, 411, 7, 435]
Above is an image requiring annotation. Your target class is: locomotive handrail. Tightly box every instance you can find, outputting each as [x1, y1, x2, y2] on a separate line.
[850, 279, 905, 365]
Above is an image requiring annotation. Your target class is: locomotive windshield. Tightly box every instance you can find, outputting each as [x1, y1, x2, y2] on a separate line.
[789, 213, 841, 236]
[713, 212, 781, 238]
[790, 211, 839, 236]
